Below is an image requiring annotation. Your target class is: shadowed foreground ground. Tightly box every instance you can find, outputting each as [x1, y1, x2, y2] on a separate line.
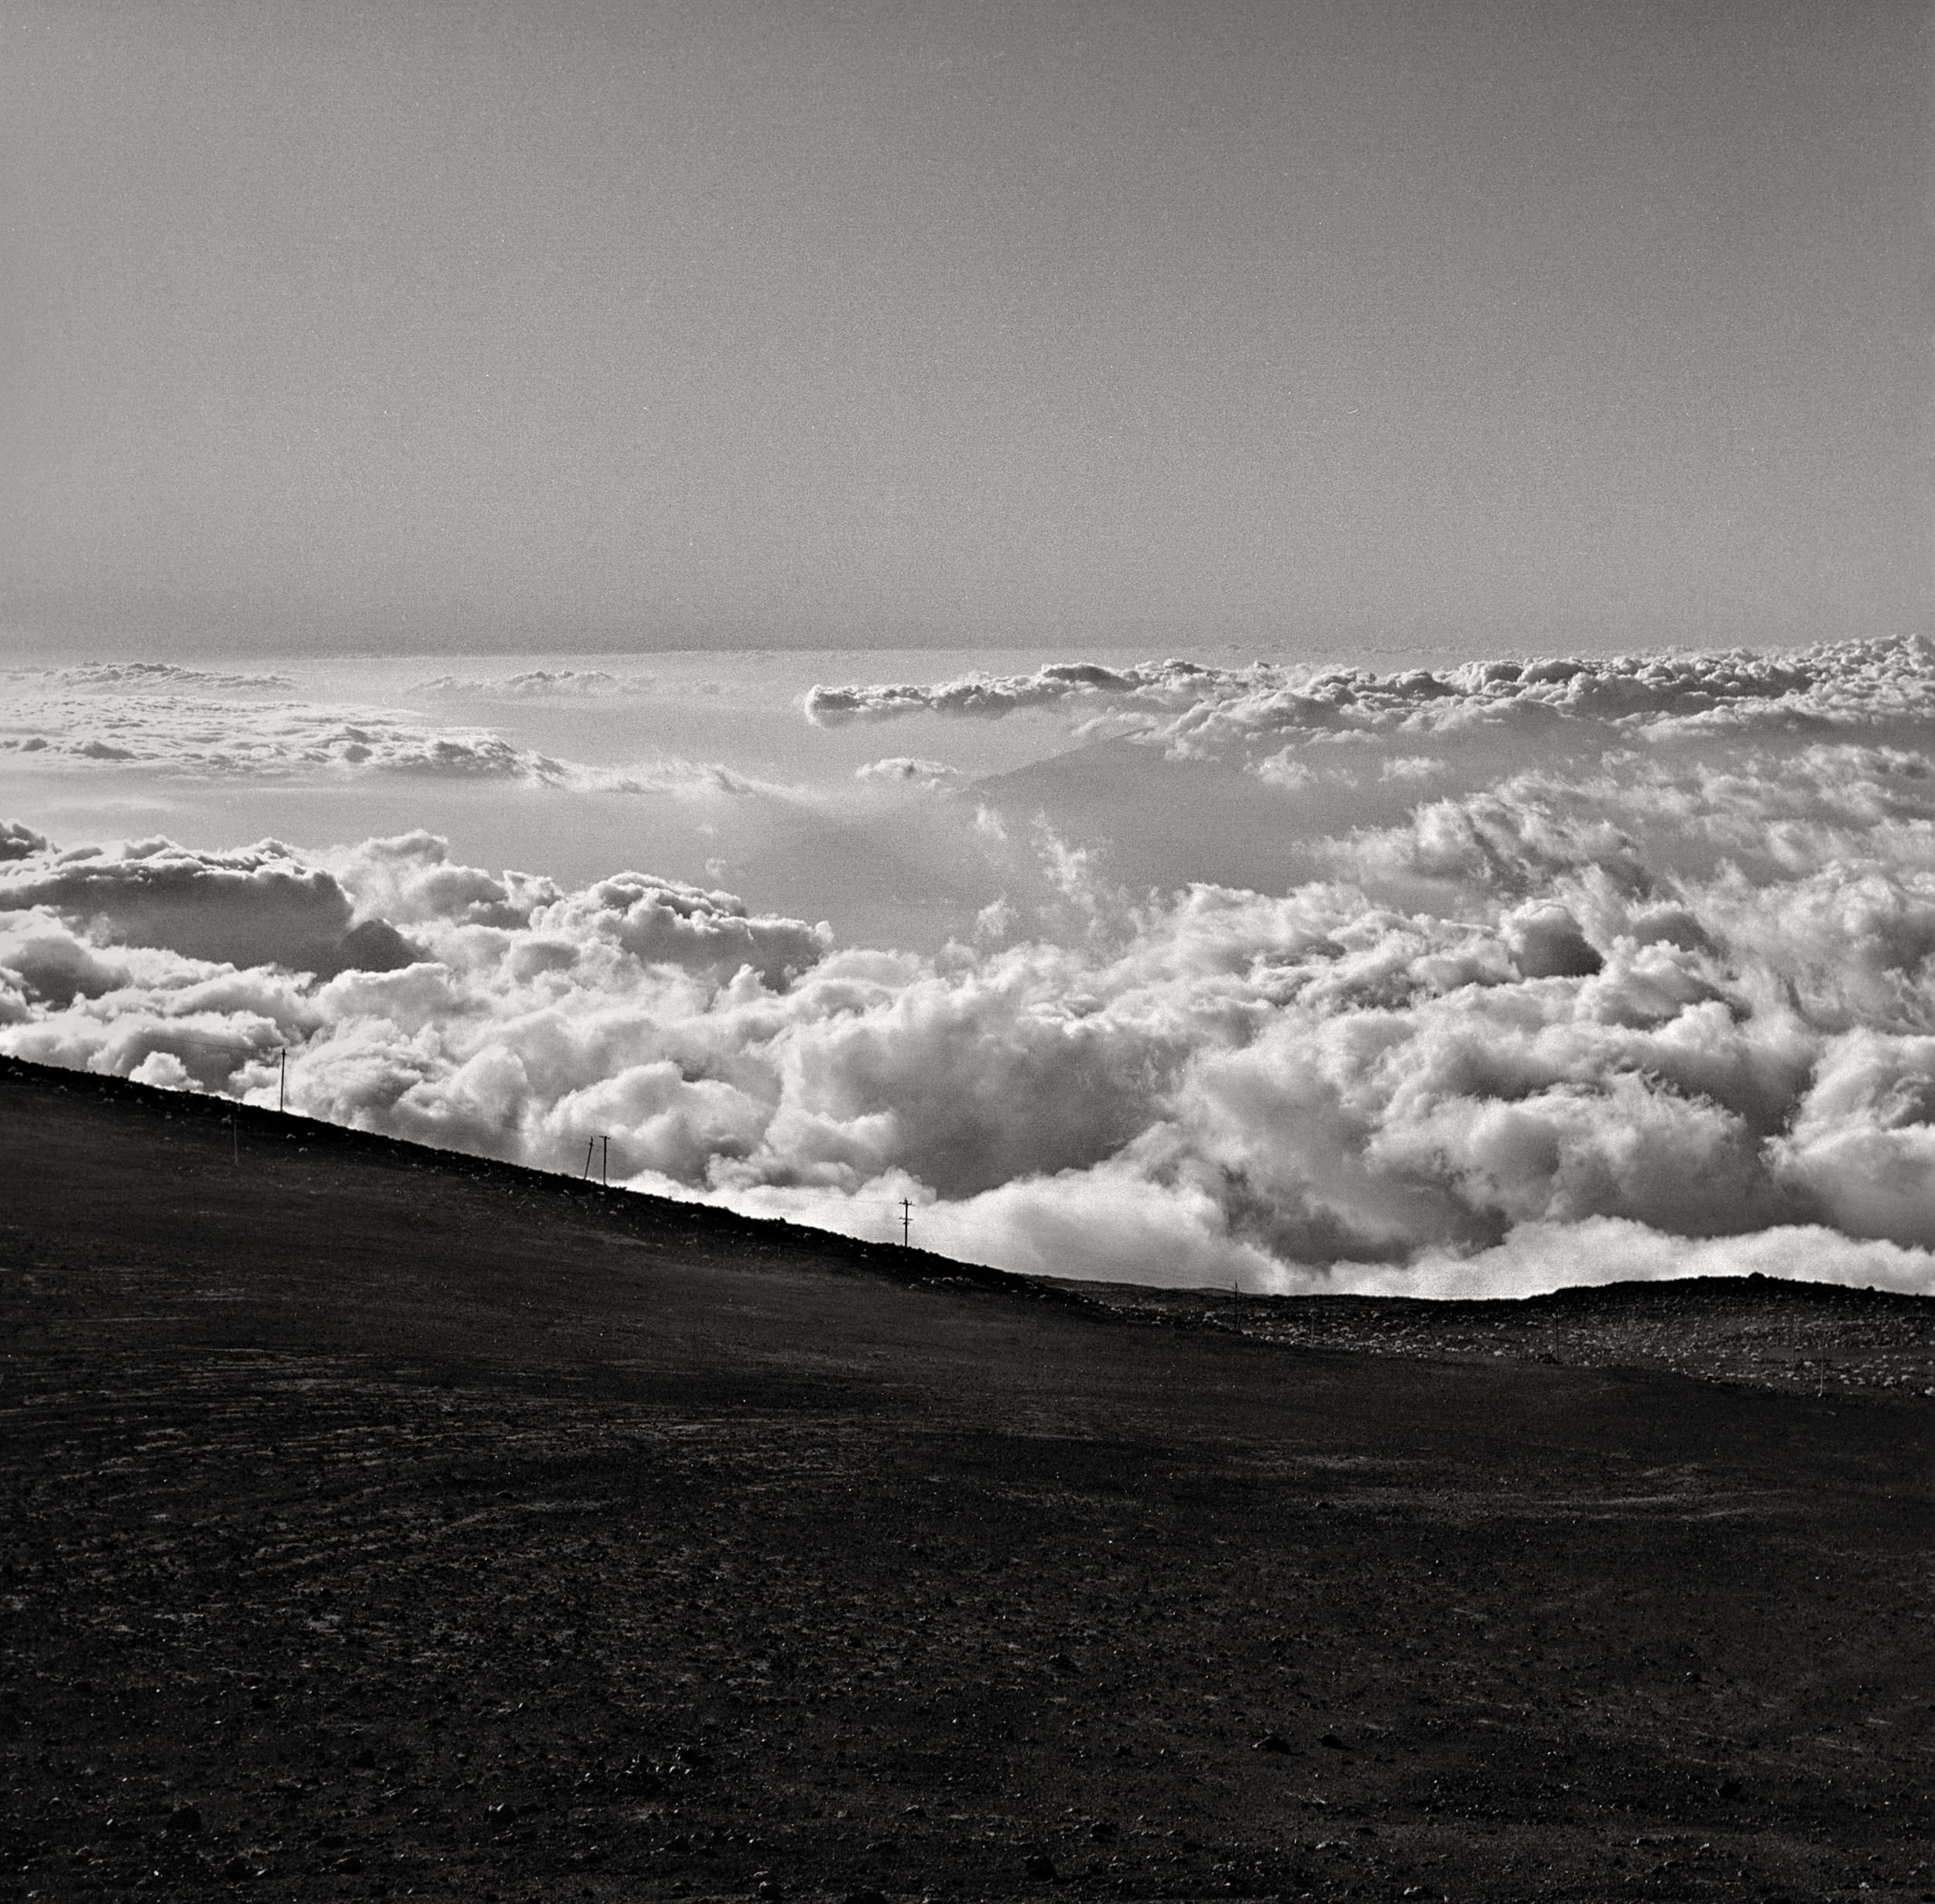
[3, 1059, 1932, 1903]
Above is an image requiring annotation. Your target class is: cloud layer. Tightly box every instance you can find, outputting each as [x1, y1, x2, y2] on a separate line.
[0, 683, 762, 793]
[414, 669, 641, 698]
[9, 633, 1935, 1296]
[809, 634, 1935, 759]
[4, 662, 297, 693]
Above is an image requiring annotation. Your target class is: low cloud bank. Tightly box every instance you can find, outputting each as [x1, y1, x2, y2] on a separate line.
[11, 625, 1935, 1300]
[4, 662, 297, 693]
[809, 634, 1935, 760]
[414, 669, 740, 701]
[415, 669, 639, 697]
[0, 687, 764, 793]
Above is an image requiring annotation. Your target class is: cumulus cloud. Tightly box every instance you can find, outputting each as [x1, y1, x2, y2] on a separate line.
[0, 837, 423, 978]
[9, 635, 1935, 1296]
[807, 635, 1935, 766]
[854, 757, 969, 791]
[0, 821, 50, 861]
[807, 661, 1213, 726]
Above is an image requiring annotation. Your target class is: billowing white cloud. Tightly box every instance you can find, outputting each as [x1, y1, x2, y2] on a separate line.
[9, 634, 1935, 1296]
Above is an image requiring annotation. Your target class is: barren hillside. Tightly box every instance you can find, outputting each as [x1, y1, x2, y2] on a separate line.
[4, 1059, 1931, 1903]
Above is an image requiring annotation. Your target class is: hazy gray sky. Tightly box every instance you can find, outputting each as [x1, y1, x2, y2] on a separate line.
[2, 0, 1928, 656]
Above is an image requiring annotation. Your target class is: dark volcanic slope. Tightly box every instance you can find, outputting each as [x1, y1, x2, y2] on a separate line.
[4, 1060, 1933, 1904]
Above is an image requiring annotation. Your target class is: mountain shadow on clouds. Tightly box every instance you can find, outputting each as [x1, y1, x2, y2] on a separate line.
[0, 821, 52, 861]
[317, 916, 422, 976]
[964, 728, 1631, 906]
[971, 738, 1337, 895]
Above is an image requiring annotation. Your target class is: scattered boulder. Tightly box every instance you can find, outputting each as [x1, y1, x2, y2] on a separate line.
[1253, 1733, 1293, 1754]
[166, 1803, 202, 1835]
[1023, 1853, 1058, 1880]
[1320, 1732, 1348, 1751]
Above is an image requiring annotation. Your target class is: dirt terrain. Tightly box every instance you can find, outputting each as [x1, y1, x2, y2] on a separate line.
[3, 1056, 1932, 1904]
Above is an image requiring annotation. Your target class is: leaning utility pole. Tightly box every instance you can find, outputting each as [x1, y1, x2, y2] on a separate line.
[276, 1046, 286, 1115]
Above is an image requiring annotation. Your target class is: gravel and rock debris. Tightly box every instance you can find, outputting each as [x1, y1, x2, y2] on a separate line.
[1073, 1276, 1935, 1399]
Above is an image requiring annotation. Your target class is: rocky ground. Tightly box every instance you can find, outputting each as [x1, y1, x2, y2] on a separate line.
[4, 1057, 1933, 1904]
[1073, 1280, 1935, 1400]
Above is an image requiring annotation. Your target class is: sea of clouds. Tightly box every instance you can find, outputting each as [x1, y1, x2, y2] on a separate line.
[8, 633, 1935, 1296]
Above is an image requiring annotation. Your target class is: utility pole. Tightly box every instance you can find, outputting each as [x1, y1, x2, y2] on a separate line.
[582, 1139, 596, 1180]
[276, 1046, 286, 1115]
[602, 1134, 610, 1188]
[900, 1197, 912, 1248]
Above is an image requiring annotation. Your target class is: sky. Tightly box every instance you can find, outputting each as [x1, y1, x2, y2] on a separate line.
[3, 0, 1929, 657]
